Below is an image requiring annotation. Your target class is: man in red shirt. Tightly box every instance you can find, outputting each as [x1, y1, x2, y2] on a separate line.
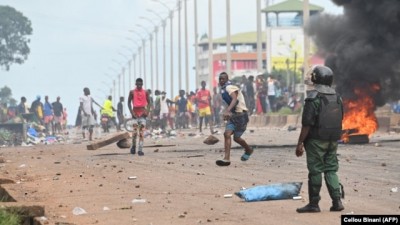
[127, 78, 150, 156]
[196, 81, 215, 134]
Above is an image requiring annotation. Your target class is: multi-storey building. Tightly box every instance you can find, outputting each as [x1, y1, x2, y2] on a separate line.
[196, 0, 324, 89]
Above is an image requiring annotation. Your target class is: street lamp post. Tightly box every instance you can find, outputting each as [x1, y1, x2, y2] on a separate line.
[132, 53, 136, 86]
[208, 0, 214, 90]
[118, 52, 131, 98]
[109, 66, 121, 99]
[126, 38, 142, 78]
[184, 0, 189, 92]
[194, 0, 199, 89]
[147, 9, 168, 93]
[120, 47, 136, 93]
[104, 73, 116, 104]
[140, 16, 160, 91]
[257, 0, 263, 72]
[152, 0, 175, 98]
[136, 24, 154, 91]
[112, 60, 125, 98]
[226, 0, 232, 76]
[129, 31, 147, 84]
[177, 0, 182, 91]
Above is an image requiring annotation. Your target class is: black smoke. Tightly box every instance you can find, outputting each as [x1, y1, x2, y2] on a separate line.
[306, 0, 400, 107]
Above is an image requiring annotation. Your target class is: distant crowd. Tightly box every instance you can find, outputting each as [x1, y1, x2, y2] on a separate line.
[74, 74, 303, 135]
[0, 95, 68, 135]
[0, 74, 305, 137]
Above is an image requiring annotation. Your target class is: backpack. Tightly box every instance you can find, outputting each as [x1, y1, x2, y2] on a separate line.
[316, 93, 343, 141]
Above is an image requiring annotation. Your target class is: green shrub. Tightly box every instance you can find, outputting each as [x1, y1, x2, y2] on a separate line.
[0, 209, 21, 225]
[277, 106, 296, 115]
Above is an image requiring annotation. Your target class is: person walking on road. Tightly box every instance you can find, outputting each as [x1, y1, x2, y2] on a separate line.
[127, 78, 150, 156]
[295, 65, 345, 213]
[216, 72, 253, 167]
[79, 87, 96, 141]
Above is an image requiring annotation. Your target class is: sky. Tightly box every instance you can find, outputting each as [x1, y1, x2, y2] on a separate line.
[0, 0, 342, 125]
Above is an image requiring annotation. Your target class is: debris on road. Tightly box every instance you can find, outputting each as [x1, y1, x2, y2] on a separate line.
[86, 132, 130, 150]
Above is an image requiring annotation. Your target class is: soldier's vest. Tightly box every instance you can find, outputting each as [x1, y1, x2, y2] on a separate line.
[311, 93, 343, 141]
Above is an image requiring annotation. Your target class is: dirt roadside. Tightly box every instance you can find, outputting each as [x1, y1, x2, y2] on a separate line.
[0, 127, 399, 225]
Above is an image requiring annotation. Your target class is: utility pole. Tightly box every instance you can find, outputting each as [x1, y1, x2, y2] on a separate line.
[184, 0, 189, 92]
[194, 0, 199, 89]
[208, 0, 213, 90]
[303, 0, 310, 80]
[178, 0, 182, 91]
[257, 0, 263, 72]
[226, 0, 231, 76]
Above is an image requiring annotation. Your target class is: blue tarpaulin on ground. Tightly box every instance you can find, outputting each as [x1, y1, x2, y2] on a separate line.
[235, 182, 302, 202]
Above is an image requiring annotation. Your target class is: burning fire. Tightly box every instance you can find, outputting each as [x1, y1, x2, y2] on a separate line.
[341, 84, 379, 143]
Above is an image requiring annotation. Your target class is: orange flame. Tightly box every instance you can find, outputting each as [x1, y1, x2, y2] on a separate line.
[341, 84, 379, 143]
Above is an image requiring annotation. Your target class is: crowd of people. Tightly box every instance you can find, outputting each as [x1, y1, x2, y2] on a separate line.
[238, 74, 303, 115]
[0, 95, 68, 136]
[73, 74, 303, 137]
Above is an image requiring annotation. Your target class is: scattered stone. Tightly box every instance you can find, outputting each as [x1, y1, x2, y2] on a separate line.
[203, 135, 219, 145]
[116, 138, 131, 149]
[131, 198, 146, 204]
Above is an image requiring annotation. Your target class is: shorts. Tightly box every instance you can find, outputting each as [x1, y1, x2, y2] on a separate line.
[81, 114, 96, 128]
[130, 117, 147, 127]
[54, 116, 63, 124]
[225, 112, 249, 138]
[44, 115, 53, 124]
[198, 106, 211, 117]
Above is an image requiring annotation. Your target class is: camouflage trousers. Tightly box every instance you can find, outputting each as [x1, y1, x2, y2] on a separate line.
[305, 138, 342, 203]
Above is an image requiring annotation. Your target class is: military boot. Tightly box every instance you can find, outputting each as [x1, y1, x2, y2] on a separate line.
[297, 180, 321, 213]
[296, 196, 320, 213]
[296, 203, 321, 213]
[330, 199, 344, 211]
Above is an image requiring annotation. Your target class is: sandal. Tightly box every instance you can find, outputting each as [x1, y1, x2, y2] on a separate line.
[241, 147, 254, 161]
[216, 159, 231, 166]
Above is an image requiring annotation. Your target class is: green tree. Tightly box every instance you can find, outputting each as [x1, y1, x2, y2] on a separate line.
[0, 86, 16, 106]
[0, 6, 32, 71]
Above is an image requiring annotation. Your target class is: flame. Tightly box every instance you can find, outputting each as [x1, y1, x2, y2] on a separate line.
[341, 84, 379, 143]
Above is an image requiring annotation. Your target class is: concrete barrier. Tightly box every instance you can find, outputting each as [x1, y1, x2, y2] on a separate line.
[248, 114, 300, 128]
[390, 114, 400, 127]
[247, 111, 399, 133]
[286, 114, 300, 126]
[377, 117, 390, 132]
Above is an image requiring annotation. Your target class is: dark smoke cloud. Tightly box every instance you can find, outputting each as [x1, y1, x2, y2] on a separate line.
[306, 0, 400, 106]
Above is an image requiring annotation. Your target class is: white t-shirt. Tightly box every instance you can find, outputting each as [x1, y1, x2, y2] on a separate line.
[79, 95, 93, 115]
[267, 80, 276, 96]
[160, 97, 169, 114]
